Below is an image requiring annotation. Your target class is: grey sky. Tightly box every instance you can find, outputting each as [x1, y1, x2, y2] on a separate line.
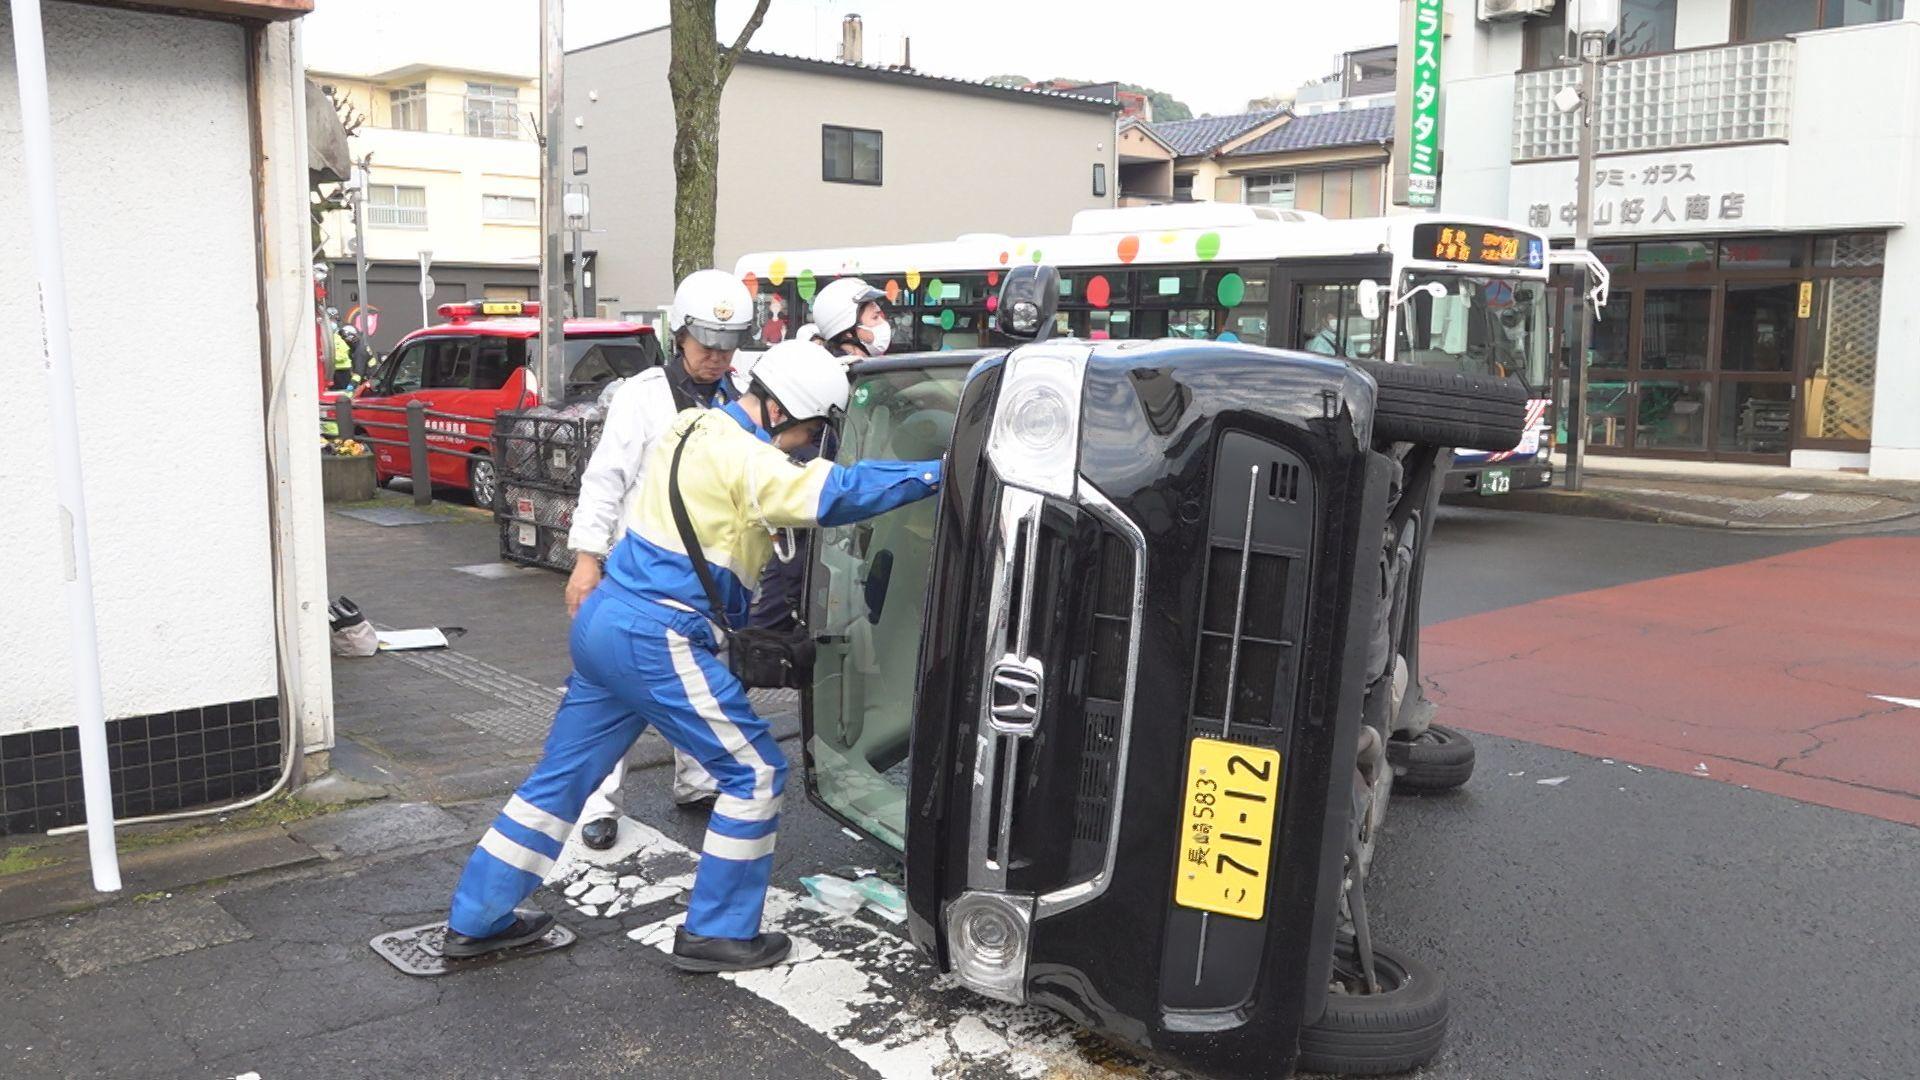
[303, 0, 1401, 118]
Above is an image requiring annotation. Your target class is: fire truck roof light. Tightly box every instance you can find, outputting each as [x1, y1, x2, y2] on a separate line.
[437, 300, 541, 323]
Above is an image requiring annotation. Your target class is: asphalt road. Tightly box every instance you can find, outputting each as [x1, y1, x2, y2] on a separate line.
[8, 505, 1915, 1080]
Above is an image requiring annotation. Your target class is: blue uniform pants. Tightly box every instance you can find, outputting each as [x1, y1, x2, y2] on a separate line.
[447, 588, 787, 941]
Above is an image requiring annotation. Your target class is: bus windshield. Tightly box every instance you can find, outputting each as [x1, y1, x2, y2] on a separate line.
[1394, 274, 1548, 391]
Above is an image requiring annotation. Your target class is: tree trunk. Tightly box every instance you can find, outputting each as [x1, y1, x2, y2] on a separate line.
[668, 0, 771, 285]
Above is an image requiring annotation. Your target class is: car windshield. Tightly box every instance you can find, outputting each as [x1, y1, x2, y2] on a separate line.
[565, 333, 664, 399]
[1394, 274, 1548, 391]
[807, 364, 963, 850]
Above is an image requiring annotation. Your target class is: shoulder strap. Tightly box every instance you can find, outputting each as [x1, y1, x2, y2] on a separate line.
[667, 417, 735, 632]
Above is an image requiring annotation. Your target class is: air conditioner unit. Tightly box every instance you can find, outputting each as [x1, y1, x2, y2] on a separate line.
[1479, 0, 1555, 20]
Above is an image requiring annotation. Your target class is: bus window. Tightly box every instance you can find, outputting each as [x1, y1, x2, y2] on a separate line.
[1394, 275, 1548, 388]
[919, 309, 987, 350]
[1297, 282, 1383, 359]
[1057, 269, 1132, 309]
[751, 280, 798, 346]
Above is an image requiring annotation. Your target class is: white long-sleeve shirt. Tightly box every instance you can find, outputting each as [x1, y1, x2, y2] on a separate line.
[566, 369, 682, 557]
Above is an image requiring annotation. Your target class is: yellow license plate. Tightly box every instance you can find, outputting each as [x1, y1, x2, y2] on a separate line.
[1173, 738, 1282, 921]
[480, 300, 524, 316]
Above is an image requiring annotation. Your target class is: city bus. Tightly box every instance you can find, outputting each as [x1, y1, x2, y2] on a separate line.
[735, 204, 1607, 495]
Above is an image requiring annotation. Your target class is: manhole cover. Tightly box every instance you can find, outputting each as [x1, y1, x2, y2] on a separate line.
[370, 917, 575, 977]
[336, 506, 445, 527]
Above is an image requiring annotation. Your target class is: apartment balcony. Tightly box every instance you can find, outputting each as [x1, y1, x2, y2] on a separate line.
[1512, 40, 1794, 162]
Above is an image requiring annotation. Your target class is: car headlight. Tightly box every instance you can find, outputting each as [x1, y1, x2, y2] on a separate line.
[986, 343, 1089, 499]
[946, 891, 1033, 1004]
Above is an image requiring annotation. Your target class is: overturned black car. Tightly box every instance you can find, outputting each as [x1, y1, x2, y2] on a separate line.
[800, 267, 1529, 1078]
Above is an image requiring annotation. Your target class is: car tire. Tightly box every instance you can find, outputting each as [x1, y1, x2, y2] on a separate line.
[1387, 723, 1476, 794]
[1349, 358, 1531, 452]
[1298, 938, 1449, 1076]
[468, 455, 499, 511]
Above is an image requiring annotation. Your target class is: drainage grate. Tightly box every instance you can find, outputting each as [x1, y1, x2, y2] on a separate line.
[334, 507, 446, 527]
[370, 917, 575, 977]
[1730, 493, 1888, 519]
[452, 705, 555, 744]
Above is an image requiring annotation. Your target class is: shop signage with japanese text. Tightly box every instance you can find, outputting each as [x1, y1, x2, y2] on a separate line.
[1505, 146, 1786, 238]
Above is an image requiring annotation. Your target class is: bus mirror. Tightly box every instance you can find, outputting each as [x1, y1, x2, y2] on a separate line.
[1358, 279, 1382, 322]
[995, 264, 1061, 342]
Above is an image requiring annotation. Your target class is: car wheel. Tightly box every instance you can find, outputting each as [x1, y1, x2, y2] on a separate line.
[1348, 358, 1530, 451]
[1297, 937, 1448, 1076]
[1387, 723, 1476, 794]
[468, 455, 499, 510]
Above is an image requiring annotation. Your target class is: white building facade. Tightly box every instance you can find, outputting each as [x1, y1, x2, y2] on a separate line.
[1440, 0, 1919, 477]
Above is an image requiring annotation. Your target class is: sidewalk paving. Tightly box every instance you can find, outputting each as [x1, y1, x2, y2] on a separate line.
[1470, 453, 1920, 530]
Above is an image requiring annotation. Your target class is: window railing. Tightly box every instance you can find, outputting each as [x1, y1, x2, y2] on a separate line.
[1512, 40, 1795, 162]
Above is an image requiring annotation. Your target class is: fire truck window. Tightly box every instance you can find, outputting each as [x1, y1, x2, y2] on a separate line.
[381, 344, 426, 394]
[472, 337, 524, 390]
[423, 340, 475, 389]
[564, 334, 661, 400]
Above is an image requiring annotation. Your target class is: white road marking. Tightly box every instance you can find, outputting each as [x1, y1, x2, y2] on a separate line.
[543, 818, 1169, 1080]
[1871, 694, 1920, 710]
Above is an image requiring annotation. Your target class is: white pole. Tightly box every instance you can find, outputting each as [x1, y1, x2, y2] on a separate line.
[10, 0, 121, 893]
[539, 0, 566, 404]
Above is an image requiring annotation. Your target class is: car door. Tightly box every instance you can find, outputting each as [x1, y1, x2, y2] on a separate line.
[801, 356, 974, 853]
[417, 337, 478, 487]
[362, 339, 428, 480]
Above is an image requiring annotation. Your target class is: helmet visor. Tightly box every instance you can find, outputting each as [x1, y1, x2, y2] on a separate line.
[685, 320, 751, 352]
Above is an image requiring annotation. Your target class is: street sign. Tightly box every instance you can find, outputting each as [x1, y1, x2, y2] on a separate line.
[1406, 0, 1444, 208]
[420, 275, 436, 300]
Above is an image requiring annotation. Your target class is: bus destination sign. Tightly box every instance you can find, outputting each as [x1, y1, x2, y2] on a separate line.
[1414, 224, 1545, 270]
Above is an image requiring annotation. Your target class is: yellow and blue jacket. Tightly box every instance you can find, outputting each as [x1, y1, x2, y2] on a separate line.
[603, 402, 942, 629]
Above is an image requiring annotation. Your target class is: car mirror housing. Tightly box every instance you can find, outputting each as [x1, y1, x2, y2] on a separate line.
[995, 264, 1061, 342]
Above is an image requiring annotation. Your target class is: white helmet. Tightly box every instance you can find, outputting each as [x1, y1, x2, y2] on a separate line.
[748, 340, 850, 430]
[810, 277, 886, 342]
[667, 269, 754, 351]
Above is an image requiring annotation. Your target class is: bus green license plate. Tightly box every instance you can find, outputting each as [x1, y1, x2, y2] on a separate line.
[1480, 468, 1512, 496]
[1174, 738, 1282, 921]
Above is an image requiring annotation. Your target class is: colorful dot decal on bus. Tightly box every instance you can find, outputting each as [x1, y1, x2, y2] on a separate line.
[925, 278, 944, 303]
[1159, 232, 1177, 245]
[1218, 331, 1240, 343]
[1117, 235, 1139, 264]
[986, 295, 999, 313]
[769, 258, 788, 286]
[1196, 232, 1222, 261]
[1216, 272, 1245, 308]
[742, 271, 759, 295]
[797, 269, 817, 301]
[905, 269, 921, 290]
[1087, 274, 1111, 309]
[1015, 243, 1028, 257]
[987, 270, 999, 286]
[853, 383, 871, 407]
[885, 279, 900, 303]
[1031, 249, 1043, 263]
[998, 251, 1010, 265]
[939, 309, 956, 331]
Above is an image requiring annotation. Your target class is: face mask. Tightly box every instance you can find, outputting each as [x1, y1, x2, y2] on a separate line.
[861, 319, 892, 355]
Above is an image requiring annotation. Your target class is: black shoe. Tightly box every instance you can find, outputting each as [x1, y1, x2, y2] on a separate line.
[669, 927, 791, 973]
[442, 911, 555, 959]
[671, 791, 718, 809]
[580, 817, 619, 850]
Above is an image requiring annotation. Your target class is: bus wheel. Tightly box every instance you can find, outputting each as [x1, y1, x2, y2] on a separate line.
[468, 455, 499, 510]
[1348, 359, 1530, 452]
[1388, 723, 1476, 794]
[1298, 937, 1449, 1076]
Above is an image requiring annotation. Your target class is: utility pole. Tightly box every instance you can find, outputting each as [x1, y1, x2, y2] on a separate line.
[350, 157, 371, 369]
[1566, 0, 1618, 491]
[538, 0, 566, 405]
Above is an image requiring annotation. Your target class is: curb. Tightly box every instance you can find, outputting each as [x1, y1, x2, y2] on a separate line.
[1457, 489, 1920, 531]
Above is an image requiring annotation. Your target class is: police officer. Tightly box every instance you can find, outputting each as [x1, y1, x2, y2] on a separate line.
[339, 325, 375, 382]
[567, 270, 754, 849]
[443, 340, 941, 971]
[748, 278, 892, 630]
[330, 323, 355, 389]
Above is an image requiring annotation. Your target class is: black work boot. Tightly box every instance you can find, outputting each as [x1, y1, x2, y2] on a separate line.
[580, 817, 619, 851]
[442, 911, 555, 959]
[669, 927, 791, 973]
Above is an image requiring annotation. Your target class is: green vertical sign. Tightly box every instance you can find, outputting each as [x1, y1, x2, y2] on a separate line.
[1407, 0, 1443, 208]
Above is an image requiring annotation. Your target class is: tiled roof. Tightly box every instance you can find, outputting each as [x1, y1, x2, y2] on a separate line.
[1226, 104, 1396, 156]
[1149, 109, 1284, 156]
[738, 50, 1119, 111]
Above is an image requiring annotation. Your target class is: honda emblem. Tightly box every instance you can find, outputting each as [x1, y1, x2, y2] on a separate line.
[989, 661, 1044, 734]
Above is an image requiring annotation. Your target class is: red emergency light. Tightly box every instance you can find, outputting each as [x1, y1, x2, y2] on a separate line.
[438, 300, 541, 323]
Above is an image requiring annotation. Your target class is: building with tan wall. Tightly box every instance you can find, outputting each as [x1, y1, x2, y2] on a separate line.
[565, 28, 1119, 321]
[1152, 106, 1396, 220]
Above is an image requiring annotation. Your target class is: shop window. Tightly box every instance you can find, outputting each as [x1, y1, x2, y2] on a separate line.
[823, 125, 883, 185]
[1635, 241, 1715, 273]
[1719, 382, 1795, 454]
[1586, 379, 1633, 447]
[1592, 243, 1635, 273]
[1639, 289, 1712, 370]
[1803, 277, 1881, 443]
[1589, 290, 1634, 369]
[1635, 380, 1710, 450]
[1719, 237, 1804, 269]
[1737, 0, 1903, 39]
[1722, 284, 1799, 372]
[1815, 233, 1887, 268]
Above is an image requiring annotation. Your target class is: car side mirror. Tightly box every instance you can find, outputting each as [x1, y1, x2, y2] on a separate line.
[1358, 279, 1382, 323]
[994, 264, 1061, 342]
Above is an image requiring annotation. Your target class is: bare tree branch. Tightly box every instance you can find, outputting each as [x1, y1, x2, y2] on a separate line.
[718, 0, 773, 83]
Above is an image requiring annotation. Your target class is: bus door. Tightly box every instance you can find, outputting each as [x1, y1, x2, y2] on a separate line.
[1273, 259, 1391, 360]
